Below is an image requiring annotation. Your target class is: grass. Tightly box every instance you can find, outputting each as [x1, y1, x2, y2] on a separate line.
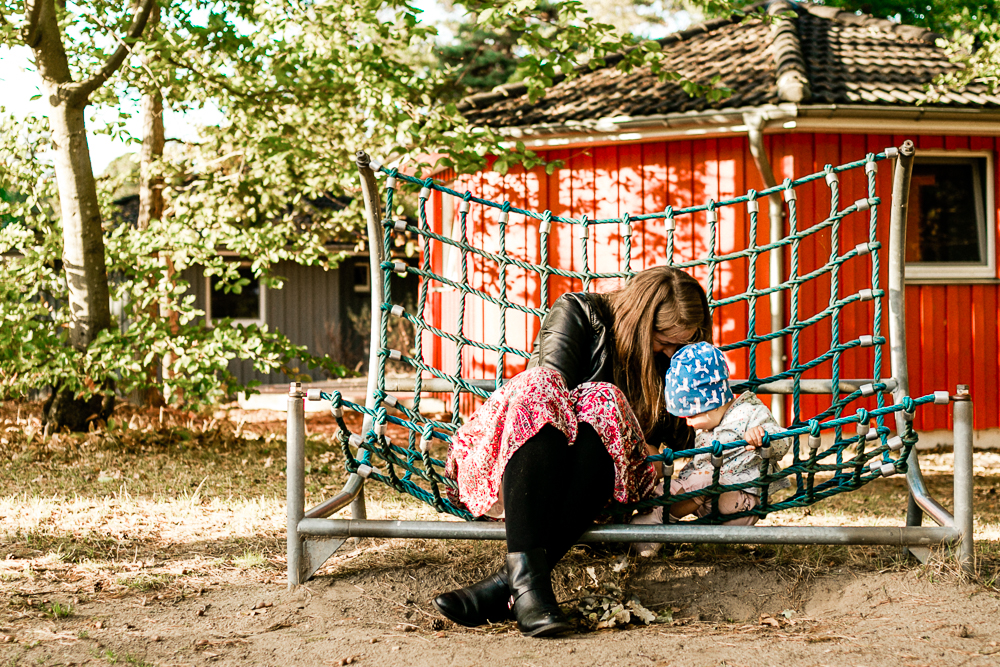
[115, 573, 173, 592]
[92, 649, 153, 667]
[45, 602, 73, 619]
[233, 549, 268, 570]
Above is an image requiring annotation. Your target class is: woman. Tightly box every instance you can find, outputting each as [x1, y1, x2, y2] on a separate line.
[435, 266, 712, 637]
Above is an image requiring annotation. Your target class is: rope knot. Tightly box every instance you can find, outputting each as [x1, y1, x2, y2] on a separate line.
[855, 408, 869, 425]
[711, 440, 725, 458]
[422, 177, 434, 189]
[661, 449, 674, 466]
[901, 396, 916, 413]
[747, 189, 758, 201]
[330, 391, 342, 409]
[462, 191, 472, 202]
[501, 201, 511, 213]
[808, 419, 821, 437]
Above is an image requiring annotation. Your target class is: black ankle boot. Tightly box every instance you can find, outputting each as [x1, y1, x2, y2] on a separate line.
[506, 549, 574, 638]
[432, 568, 512, 627]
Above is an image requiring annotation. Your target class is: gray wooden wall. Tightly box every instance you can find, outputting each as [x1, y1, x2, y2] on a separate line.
[180, 258, 359, 388]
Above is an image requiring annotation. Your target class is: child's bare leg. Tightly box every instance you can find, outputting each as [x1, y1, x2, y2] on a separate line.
[718, 491, 759, 526]
[669, 497, 702, 519]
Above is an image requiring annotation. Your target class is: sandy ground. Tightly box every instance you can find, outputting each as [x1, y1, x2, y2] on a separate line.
[2, 552, 999, 667]
[2, 403, 999, 666]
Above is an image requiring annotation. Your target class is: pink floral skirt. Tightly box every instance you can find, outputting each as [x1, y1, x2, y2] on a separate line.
[444, 367, 657, 518]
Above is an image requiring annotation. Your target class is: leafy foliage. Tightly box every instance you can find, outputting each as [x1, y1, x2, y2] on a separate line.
[815, 0, 1000, 34]
[0, 112, 346, 405]
[0, 0, 743, 405]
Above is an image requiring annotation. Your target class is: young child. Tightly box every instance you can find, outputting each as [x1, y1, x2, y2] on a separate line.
[633, 342, 790, 556]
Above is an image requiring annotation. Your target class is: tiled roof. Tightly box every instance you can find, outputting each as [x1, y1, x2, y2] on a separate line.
[460, 0, 1000, 129]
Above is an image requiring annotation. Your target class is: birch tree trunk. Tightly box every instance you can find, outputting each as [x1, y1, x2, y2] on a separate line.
[24, 0, 157, 429]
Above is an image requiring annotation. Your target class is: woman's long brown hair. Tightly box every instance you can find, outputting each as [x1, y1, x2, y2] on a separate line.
[607, 267, 712, 436]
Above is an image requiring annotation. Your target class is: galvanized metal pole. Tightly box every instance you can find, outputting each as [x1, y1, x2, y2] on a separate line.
[744, 111, 786, 427]
[286, 382, 306, 589]
[350, 150, 388, 533]
[355, 150, 385, 442]
[952, 385, 975, 573]
[886, 140, 953, 532]
[297, 518, 959, 547]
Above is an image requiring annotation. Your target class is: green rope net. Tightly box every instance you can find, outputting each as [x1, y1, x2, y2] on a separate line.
[323, 148, 941, 524]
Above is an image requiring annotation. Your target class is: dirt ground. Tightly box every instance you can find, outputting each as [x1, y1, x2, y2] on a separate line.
[2, 402, 999, 667]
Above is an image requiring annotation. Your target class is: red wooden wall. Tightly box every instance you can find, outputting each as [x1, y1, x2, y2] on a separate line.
[416, 132, 999, 431]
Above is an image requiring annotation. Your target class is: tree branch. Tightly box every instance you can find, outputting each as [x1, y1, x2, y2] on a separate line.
[71, 0, 157, 101]
[21, 0, 45, 48]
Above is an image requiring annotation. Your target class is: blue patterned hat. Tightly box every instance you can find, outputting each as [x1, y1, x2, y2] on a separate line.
[664, 342, 734, 417]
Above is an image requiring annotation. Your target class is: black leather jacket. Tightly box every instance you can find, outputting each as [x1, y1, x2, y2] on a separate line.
[526, 292, 695, 452]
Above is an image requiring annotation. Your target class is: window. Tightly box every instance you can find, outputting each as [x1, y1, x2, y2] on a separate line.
[206, 265, 266, 326]
[353, 261, 371, 293]
[905, 153, 996, 281]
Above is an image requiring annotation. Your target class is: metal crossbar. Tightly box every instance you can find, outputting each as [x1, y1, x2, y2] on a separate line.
[285, 141, 975, 587]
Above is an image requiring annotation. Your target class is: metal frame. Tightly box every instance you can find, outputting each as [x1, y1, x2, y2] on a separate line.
[285, 142, 975, 587]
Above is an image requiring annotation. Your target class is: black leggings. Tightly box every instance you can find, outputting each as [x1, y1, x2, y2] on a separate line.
[501, 423, 615, 567]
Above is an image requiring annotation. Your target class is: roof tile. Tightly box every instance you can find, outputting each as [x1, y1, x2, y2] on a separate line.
[462, 0, 998, 129]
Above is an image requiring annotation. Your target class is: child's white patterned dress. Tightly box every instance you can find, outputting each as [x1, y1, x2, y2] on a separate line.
[674, 390, 791, 497]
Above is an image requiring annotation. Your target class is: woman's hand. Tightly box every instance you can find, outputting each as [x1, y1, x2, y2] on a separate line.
[744, 426, 766, 451]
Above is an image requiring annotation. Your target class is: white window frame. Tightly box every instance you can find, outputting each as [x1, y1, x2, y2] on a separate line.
[904, 149, 996, 283]
[205, 262, 267, 327]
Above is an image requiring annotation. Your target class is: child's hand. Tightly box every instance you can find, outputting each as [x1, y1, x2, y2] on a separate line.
[744, 426, 766, 450]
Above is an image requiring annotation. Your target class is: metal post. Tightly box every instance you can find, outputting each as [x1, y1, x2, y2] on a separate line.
[354, 150, 388, 543]
[886, 140, 953, 534]
[952, 385, 975, 573]
[286, 382, 306, 589]
[744, 111, 787, 427]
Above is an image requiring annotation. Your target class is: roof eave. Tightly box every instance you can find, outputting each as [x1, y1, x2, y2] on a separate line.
[793, 104, 1000, 134]
[489, 103, 797, 149]
[488, 102, 1000, 150]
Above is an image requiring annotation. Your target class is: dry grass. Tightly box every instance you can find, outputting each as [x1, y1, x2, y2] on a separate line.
[1, 398, 998, 615]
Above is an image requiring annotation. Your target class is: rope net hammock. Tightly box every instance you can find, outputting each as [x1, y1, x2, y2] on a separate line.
[321, 148, 945, 524]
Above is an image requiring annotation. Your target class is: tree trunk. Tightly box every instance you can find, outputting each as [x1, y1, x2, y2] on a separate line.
[26, 0, 157, 428]
[132, 1, 168, 407]
[27, 0, 115, 429]
[48, 96, 113, 351]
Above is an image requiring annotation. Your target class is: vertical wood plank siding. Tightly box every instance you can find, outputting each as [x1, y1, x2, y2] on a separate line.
[181, 260, 344, 388]
[423, 133, 999, 430]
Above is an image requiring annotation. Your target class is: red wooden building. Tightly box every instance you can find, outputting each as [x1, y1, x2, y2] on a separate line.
[414, 1, 1000, 442]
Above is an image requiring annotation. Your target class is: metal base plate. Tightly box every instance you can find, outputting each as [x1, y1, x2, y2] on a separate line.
[905, 546, 931, 564]
[299, 537, 349, 582]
